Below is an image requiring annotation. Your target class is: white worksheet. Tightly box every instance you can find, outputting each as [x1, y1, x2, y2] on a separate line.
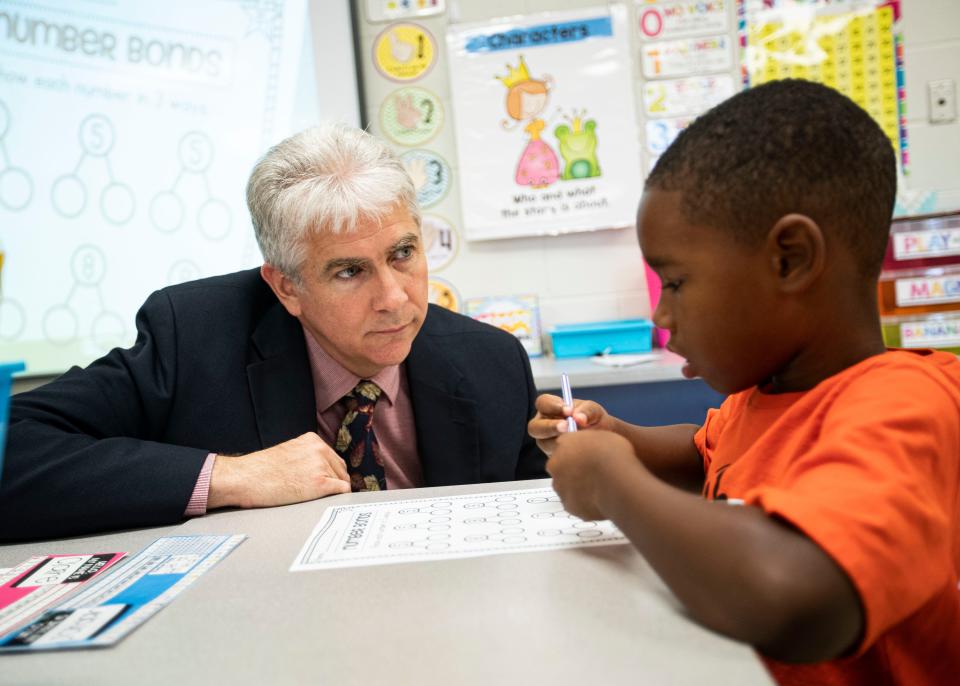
[290, 487, 627, 571]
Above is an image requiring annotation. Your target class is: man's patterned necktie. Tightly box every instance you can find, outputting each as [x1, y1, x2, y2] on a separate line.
[334, 380, 386, 492]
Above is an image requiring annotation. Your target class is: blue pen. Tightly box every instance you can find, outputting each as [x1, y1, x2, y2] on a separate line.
[560, 372, 577, 433]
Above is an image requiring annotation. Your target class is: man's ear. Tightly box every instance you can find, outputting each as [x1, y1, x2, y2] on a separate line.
[260, 264, 303, 317]
[765, 214, 826, 293]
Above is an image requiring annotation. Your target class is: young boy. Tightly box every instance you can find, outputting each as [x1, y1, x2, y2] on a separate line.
[529, 79, 960, 685]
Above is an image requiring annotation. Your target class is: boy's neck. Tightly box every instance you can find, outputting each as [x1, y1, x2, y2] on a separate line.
[761, 290, 887, 394]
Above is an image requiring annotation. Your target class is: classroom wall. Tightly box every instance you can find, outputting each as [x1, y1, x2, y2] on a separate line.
[899, 0, 960, 207]
[355, 0, 960, 341]
[12, 0, 960, 395]
[356, 0, 656, 339]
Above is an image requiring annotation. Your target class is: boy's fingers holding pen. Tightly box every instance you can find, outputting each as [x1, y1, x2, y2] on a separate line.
[529, 394, 612, 455]
[529, 394, 575, 455]
[534, 393, 565, 417]
[534, 393, 605, 426]
[528, 416, 562, 456]
[566, 400, 607, 430]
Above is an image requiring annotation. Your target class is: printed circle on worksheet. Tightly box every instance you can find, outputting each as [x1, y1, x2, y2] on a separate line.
[379, 87, 443, 146]
[421, 214, 458, 272]
[373, 23, 436, 82]
[400, 149, 450, 209]
[428, 277, 460, 313]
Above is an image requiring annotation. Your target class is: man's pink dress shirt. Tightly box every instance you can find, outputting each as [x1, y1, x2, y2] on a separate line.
[184, 325, 423, 516]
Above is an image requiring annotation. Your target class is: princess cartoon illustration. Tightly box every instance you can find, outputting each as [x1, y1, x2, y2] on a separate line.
[496, 55, 559, 189]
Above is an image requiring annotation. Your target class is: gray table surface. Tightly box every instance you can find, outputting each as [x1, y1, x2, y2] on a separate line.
[531, 351, 689, 389]
[0, 479, 773, 686]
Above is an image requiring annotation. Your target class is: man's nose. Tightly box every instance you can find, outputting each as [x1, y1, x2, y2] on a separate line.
[374, 269, 409, 310]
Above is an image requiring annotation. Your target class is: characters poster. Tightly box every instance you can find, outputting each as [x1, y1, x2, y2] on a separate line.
[446, 6, 643, 241]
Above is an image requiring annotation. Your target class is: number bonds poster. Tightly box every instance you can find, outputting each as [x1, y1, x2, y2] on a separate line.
[0, 1, 306, 374]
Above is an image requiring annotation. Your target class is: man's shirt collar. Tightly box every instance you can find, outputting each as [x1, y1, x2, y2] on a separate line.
[302, 325, 401, 412]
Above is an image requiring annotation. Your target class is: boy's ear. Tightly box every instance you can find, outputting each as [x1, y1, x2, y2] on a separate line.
[260, 263, 304, 317]
[765, 214, 826, 293]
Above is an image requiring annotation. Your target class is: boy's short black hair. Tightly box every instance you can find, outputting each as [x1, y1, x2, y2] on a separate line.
[646, 79, 897, 277]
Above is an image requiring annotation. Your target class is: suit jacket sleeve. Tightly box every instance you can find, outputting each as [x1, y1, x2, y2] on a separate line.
[0, 289, 210, 542]
[513, 335, 548, 480]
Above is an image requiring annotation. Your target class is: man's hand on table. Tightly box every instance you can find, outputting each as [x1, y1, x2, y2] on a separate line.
[208, 433, 351, 509]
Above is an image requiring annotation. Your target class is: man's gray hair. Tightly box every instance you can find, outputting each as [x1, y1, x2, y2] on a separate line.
[246, 123, 420, 280]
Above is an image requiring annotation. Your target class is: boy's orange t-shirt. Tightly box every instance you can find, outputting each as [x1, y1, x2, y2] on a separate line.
[694, 349, 960, 686]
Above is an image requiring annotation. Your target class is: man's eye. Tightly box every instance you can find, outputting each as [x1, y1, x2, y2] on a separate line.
[335, 266, 362, 280]
[662, 279, 683, 292]
[394, 246, 414, 260]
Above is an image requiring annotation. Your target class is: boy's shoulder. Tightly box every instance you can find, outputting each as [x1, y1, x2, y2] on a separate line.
[714, 349, 960, 427]
[802, 349, 960, 437]
[842, 349, 960, 406]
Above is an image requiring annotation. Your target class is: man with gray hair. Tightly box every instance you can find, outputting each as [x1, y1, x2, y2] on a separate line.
[2, 124, 546, 541]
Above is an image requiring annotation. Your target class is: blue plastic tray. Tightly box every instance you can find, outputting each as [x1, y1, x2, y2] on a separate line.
[549, 319, 653, 358]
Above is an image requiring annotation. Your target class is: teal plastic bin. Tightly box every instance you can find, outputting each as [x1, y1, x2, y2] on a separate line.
[549, 319, 654, 358]
[0, 361, 25, 484]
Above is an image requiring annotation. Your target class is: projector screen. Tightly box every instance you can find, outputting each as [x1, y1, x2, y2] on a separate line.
[0, 0, 359, 376]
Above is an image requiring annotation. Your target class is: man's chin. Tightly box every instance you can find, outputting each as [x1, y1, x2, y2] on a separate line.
[365, 340, 415, 371]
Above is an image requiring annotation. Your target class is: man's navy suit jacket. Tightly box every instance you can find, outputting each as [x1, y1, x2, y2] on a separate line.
[2, 269, 546, 541]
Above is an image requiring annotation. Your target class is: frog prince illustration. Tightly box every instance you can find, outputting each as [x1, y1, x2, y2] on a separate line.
[555, 110, 601, 180]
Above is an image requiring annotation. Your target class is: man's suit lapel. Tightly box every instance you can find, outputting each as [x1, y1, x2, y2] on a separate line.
[247, 302, 316, 449]
[406, 322, 481, 486]
[245, 301, 482, 485]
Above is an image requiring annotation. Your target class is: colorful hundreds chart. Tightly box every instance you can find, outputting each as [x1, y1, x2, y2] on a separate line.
[739, 0, 906, 164]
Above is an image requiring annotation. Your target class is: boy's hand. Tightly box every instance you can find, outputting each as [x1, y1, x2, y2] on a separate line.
[527, 393, 615, 455]
[547, 430, 641, 520]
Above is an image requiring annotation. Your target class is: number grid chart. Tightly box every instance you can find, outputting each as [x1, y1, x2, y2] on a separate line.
[739, 0, 907, 166]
